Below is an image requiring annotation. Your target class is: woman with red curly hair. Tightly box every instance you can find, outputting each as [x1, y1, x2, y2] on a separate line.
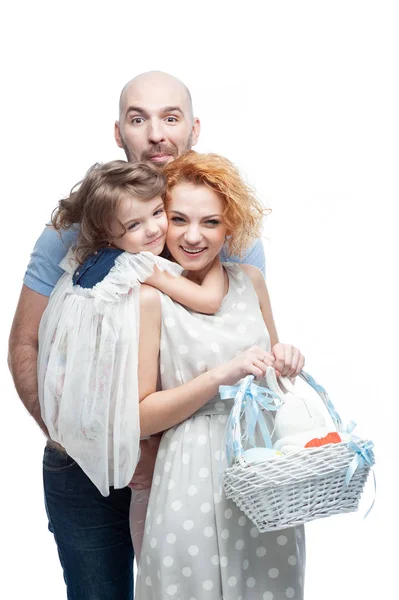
[135, 152, 306, 599]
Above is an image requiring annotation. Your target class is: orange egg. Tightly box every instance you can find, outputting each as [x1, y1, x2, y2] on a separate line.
[305, 432, 341, 448]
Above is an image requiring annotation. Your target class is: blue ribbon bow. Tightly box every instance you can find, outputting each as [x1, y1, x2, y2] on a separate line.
[345, 441, 375, 485]
[345, 440, 376, 518]
[220, 376, 282, 465]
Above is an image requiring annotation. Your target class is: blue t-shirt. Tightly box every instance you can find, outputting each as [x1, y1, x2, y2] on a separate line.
[24, 226, 266, 296]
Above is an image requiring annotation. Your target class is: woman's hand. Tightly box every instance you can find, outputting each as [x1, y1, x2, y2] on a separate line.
[218, 345, 275, 385]
[272, 343, 305, 377]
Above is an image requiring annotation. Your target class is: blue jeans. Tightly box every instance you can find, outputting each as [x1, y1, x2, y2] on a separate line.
[43, 444, 134, 599]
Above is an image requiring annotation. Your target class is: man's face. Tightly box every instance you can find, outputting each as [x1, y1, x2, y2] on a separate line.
[115, 76, 200, 168]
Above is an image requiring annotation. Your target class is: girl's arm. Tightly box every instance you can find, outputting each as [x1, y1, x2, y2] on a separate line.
[144, 256, 224, 314]
[138, 284, 272, 437]
[240, 264, 305, 377]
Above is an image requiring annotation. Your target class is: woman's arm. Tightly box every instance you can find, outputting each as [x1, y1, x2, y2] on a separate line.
[144, 256, 224, 314]
[138, 284, 271, 437]
[240, 264, 305, 377]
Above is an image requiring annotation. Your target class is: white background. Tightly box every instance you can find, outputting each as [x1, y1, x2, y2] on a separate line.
[1, 1, 398, 598]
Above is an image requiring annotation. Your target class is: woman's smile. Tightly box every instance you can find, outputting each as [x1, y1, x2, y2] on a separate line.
[179, 245, 207, 257]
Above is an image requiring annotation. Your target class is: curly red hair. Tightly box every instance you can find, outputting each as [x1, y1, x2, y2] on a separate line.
[163, 151, 269, 257]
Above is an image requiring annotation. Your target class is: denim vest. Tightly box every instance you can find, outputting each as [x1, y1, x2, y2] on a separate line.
[72, 248, 124, 288]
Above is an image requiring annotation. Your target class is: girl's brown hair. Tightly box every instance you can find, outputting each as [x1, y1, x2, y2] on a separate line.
[52, 160, 166, 263]
[163, 151, 269, 257]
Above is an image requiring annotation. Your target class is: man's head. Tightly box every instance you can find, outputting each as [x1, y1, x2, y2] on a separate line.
[115, 71, 200, 168]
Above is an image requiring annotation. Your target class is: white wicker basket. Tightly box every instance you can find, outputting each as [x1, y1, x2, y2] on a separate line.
[222, 371, 375, 532]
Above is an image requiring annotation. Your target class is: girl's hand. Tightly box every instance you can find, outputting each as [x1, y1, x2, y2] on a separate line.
[145, 266, 164, 287]
[218, 345, 275, 385]
[272, 343, 305, 377]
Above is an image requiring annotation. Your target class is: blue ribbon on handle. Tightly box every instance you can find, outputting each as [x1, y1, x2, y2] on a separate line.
[299, 370, 343, 428]
[220, 378, 282, 465]
[345, 440, 376, 518]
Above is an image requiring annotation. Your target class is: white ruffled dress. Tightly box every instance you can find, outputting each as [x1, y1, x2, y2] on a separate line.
[38, 250, 182, 497]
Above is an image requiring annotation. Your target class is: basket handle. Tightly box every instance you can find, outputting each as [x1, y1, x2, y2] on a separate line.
[297, 370, 343, 431]
[265, 367, 344, 432]
[221, 369, 343, 463]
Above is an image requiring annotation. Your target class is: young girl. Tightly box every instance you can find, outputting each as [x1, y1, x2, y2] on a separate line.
[37, 159, 226, 560]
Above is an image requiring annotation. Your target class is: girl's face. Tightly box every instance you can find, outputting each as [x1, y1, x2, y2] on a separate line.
[110, 193, 168, 255]
[166, 182, 228, 277]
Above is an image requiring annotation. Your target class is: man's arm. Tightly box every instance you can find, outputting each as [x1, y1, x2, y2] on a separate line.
[8, 286, 49, 435]
[9, 225, 79, 435]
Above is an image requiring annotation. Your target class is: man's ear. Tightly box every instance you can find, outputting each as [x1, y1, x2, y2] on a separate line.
[191, 117, 201, 147]
[114, 121, 123, 149]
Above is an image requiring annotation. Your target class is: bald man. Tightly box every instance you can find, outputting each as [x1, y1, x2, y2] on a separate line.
[8, 71, 265, 599]
[115, 71, 199, 164]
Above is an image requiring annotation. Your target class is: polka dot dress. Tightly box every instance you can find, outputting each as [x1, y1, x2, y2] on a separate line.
[135, 264, 305, 599]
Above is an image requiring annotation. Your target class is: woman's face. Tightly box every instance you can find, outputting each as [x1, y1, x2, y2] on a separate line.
[166, 182, 227, 276]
